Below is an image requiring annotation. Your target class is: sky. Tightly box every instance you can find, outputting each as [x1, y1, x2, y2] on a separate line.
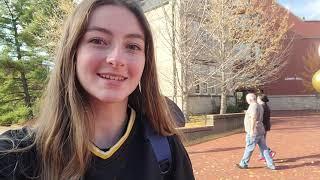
[277, 0, 320, 20]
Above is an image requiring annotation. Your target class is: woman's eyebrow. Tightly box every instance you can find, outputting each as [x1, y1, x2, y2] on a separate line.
[87, 26, 144, 41]
[86, 26, 113, 36]
[125, 34, 145, 41]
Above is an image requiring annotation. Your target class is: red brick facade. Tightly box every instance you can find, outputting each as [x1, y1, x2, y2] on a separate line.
[264, 8, 320, 95]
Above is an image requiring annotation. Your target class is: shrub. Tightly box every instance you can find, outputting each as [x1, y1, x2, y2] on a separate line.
[0, 106, 29, 126]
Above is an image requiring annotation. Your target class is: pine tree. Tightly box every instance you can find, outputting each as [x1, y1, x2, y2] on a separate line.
[0, 0, 49, 125]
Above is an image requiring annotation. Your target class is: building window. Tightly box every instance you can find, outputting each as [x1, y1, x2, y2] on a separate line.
[202, 83, 208, 94]
[210, 87, 215, 94]
[195, 84, 200, 93]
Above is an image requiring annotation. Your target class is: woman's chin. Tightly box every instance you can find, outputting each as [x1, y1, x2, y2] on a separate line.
[90, 95, 128, 104]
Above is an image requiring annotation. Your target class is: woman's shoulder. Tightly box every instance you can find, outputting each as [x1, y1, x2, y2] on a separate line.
[167, 134, 195, 180]
[0, 127, 38, 178]
[167, 134, 182, 146]
[0, 127, 35, 150]
[167, 134, 189, 158]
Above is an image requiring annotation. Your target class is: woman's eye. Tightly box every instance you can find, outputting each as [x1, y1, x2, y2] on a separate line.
[89, 38, 107, 45]
[127, 44, 142, 51]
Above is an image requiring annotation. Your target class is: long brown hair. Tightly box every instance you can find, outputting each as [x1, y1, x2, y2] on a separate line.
[34, 0, 177, 179]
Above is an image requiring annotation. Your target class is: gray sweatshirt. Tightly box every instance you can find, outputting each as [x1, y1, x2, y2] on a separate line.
[244, 103, 265, 136]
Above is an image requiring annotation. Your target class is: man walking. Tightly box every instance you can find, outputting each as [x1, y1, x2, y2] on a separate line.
[236, 93, 276, 170]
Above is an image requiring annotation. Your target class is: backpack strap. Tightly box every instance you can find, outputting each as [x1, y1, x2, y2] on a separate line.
[143, 119, 172, 175]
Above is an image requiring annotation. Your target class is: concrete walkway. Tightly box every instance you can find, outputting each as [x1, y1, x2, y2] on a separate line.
[187, 111, 320, 180]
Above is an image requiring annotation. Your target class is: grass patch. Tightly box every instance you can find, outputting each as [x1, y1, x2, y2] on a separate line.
[185, 115, 208, 128]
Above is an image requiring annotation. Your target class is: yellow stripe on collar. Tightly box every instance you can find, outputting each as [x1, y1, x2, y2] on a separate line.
[90, 107, 136, 159]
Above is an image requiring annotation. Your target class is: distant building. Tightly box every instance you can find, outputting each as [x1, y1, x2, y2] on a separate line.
[263, 10, 320, 110]
[142, 0, 225, 114]
[142, 0, 320, 112]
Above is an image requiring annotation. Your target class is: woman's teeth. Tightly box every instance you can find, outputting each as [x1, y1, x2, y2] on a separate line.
[98, 74, 125, 81]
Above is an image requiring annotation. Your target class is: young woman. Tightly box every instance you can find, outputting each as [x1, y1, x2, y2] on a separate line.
[0, 0, 195, 179]
[257, 94, 276, 160]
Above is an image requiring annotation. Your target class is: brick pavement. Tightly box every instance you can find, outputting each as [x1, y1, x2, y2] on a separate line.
[186, 111, 320, 180]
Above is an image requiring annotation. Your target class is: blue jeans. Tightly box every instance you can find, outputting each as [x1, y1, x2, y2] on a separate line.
[240, 133, 275, 168]
[259, 132, 272, 157]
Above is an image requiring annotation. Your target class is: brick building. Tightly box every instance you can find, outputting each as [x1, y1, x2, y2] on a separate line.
[142, 0, 320, 112]
[263, 11, 320, 110]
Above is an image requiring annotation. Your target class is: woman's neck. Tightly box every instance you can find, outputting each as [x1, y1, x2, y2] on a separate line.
[91, 99, 129, 149]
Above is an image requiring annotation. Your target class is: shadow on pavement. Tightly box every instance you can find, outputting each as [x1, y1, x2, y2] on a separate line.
[271, 125, 320, 131]
[189, 146, 243, 154]
[274, 154, 320, 163]
[269, 116, 320, 127]
[276, 161, 320, 170]
[271, 111, 320, 117]
[274, 154, 320, 170]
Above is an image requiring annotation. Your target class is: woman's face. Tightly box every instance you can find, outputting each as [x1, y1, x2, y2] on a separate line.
[76, 5, 145, 104]
[257, 97, 263, 104]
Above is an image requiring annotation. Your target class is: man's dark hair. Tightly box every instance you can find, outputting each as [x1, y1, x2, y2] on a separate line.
[259, 94, 269, 102]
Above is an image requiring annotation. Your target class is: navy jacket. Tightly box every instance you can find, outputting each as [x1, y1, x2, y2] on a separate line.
[0, 112, 194, 180]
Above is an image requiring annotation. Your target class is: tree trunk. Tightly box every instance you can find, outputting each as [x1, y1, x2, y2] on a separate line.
[13, 16, 33, 119]
[182, 91, 190, 122]
[220, 90, 227, 114]
[181, 56, 190, 121]
[20, 71, 33, 119]
[171, 0, 177, 103]
[220, 71, 227, 114]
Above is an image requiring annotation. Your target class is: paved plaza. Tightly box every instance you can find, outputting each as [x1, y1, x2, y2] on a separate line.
[187, 111, 320, 180]
[0, 111, 319, 179]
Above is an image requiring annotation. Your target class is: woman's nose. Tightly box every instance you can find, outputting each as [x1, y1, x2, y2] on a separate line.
[105, 45, 125, 67]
